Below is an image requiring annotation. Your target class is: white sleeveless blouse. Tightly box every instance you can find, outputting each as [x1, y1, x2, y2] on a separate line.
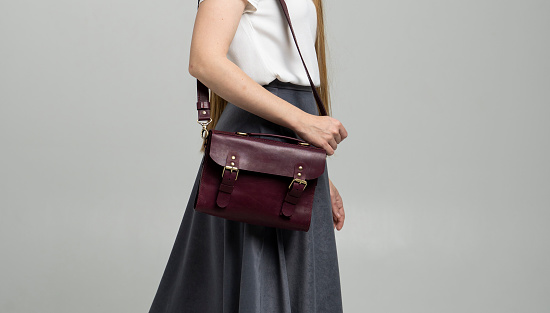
[198, 0, 321, 87]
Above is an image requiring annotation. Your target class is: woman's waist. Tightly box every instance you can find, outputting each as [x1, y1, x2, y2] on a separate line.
[262, 79, 314, 92]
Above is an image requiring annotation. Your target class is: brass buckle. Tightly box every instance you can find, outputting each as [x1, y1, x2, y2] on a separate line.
[222, 165, 239, 180]
[288, 178, 307, 190]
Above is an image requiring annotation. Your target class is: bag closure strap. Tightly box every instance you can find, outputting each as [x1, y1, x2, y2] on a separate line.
[281, 163, 308, 217]
[216, 153, 239, 208]
[195, 0, 328, 138]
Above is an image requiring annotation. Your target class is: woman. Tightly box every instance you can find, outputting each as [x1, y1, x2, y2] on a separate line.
[149, 0, 348, 312]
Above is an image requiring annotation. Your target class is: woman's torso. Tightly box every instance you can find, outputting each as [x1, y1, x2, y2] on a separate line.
[198, 0, 320, 87]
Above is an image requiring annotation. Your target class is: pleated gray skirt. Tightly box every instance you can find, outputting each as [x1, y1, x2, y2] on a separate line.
[148, 79, 343, 313]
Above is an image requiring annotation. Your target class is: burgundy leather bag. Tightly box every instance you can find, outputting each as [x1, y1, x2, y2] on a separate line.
[193, 0, 329, 232]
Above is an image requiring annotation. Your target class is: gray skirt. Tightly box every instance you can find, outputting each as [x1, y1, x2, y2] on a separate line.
[149, 79, 343, 313]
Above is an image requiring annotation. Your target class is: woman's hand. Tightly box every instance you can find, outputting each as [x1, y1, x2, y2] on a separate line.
[329, 178, 345, 231]
[292, 113, 348, 156]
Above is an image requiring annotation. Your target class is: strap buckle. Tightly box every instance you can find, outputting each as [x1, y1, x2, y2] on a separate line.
[288, 178, 307, 190]
[222, 166, 239, 180]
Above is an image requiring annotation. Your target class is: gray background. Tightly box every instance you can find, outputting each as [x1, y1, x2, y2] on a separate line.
[1, 0, 549, 312]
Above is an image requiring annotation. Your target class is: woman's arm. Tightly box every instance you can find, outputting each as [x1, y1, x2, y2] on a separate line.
[189, 0, 348, 155]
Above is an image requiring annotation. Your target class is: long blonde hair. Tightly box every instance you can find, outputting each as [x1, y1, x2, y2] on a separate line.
[199, 0, 331, 152]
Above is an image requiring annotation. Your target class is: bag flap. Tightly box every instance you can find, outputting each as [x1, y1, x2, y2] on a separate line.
[208, 130, 326, 179]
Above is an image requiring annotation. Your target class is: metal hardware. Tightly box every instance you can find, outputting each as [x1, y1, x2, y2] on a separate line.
[298, 166, 303, 170]
[236, 132, 248, 136]
[222, 165, 239, 180]
[288, 178, 307, 189]
[297, 173, 302, 177]
[231, 156, 236, 160]
[299, 142, 310, 146]
[197, 118, 212, 139]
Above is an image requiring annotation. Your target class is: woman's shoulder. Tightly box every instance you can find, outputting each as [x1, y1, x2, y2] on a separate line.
[198, 0, 260, 13]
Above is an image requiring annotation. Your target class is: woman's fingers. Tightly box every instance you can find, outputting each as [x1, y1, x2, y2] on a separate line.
[325, 144, 335, 156]
[335, 133, 342, 144]
[333, 204, 345, 230]
[320, 118, 345, 155]
[332, 200, 344, 230]
[335, 206, 345, 230]
[333, 119, 345, 144]
[328, 138, 338, 152]
[338, 123, 348, 142]
[329, 179, 345, 231]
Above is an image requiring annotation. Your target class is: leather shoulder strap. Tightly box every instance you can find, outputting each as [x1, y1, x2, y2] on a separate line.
[196, 0, 327, 127]
[275, 0, 327, 116]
